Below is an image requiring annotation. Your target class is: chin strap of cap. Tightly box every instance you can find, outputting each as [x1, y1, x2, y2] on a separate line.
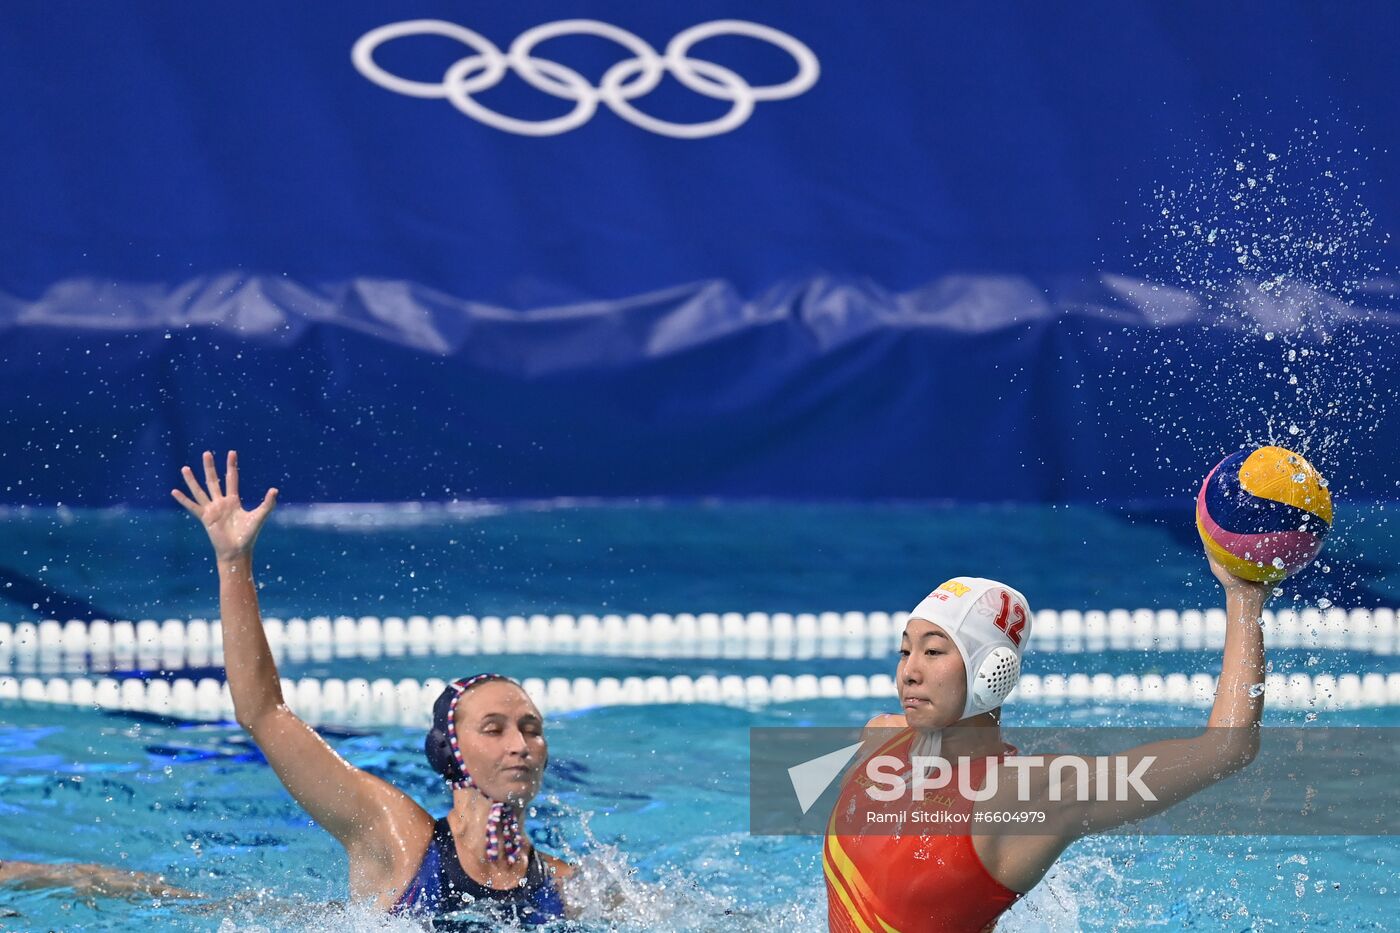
[910, 728, 943, 765]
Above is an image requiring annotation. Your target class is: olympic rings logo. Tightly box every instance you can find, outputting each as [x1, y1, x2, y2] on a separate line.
[351, 19, 819, 138]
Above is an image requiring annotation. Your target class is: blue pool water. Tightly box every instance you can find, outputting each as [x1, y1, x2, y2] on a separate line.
[1, 502, 1397, 930]
[3, 695, 1396, 931]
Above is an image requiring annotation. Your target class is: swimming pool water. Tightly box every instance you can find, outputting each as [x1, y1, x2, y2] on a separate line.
[2, 697, 1396, 931]
[1, 502, 1397, 930]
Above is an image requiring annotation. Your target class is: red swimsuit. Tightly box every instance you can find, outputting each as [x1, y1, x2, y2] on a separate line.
[824, 729, 1022, 933]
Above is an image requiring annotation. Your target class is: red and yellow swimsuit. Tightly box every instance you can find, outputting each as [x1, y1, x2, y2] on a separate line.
[824, 729, 1022, 933]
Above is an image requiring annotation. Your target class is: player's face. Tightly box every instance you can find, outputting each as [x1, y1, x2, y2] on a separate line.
[897, 618, 968, 729]
[454, 680, 548, 804]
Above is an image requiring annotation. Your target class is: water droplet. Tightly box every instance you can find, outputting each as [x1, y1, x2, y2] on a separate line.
[1264, 332, 1275, 341]
[1271, 557, 1287, 570]
[1248, 682, 1266, 697]
[1288, 424, 1300, 435]
[1317, 598, 1332, 609]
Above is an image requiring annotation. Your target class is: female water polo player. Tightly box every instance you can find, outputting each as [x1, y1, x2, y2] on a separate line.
[171, 451, 572, 925]
[826, 557, 1271, 932]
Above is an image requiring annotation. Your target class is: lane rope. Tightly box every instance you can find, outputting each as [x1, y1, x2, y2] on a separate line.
[0, 607, 1395, 675]
[3, 669, 1398, 727]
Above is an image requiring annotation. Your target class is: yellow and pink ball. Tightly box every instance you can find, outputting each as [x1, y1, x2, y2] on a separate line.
[1196, 446, 1333, 583]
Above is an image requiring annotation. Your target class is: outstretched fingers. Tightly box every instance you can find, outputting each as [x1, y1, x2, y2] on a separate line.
[180, 465, 211, 506]
[226, 450, 240, 501]
[202, 450, 223, 499]
[171, 488, 202, 516]
[247, 487, 279, 535]
[254, 487, 279, 519]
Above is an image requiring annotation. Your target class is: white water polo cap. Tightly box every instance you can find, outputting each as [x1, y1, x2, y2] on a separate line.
[907, 577, 1032, 720]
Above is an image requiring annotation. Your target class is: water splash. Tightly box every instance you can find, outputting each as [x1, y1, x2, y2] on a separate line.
[548, 803, 818, 931]
[560, 843, 748, 930]
[1145, 132, 1384, 309]
[996, 852, 1120, 931]
[1135, 129, 1391, 474]
[204, 893, 424, 932]
[1118, 125, 1397, 611]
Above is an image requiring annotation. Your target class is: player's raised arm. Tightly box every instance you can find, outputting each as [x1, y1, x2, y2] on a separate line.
[172, 450, 281, 726]
[172, 452, 429, 869]
[1045, 552, 1269, 839]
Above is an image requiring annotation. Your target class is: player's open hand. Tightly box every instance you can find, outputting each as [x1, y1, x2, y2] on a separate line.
[172, 451, 278, 562]
[1205, 551, 1272, 604]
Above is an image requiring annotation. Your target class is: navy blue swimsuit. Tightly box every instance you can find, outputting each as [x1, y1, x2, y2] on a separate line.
[392, 817, 567, 928]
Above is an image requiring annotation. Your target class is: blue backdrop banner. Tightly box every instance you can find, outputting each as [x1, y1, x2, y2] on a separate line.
[2, 1, 1397, 301]
[1, 2, 1397, 504]
[2, 275, 1395, 506]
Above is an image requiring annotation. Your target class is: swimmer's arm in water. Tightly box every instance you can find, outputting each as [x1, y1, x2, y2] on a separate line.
[0, 860, 201, 900]
[1043, 552, 1270, 839]
[173, 452, 433, 890]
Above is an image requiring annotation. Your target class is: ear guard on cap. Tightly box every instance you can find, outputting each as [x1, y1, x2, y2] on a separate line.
[969, 645, 1021, 716]
[425, 682, 466, 784]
